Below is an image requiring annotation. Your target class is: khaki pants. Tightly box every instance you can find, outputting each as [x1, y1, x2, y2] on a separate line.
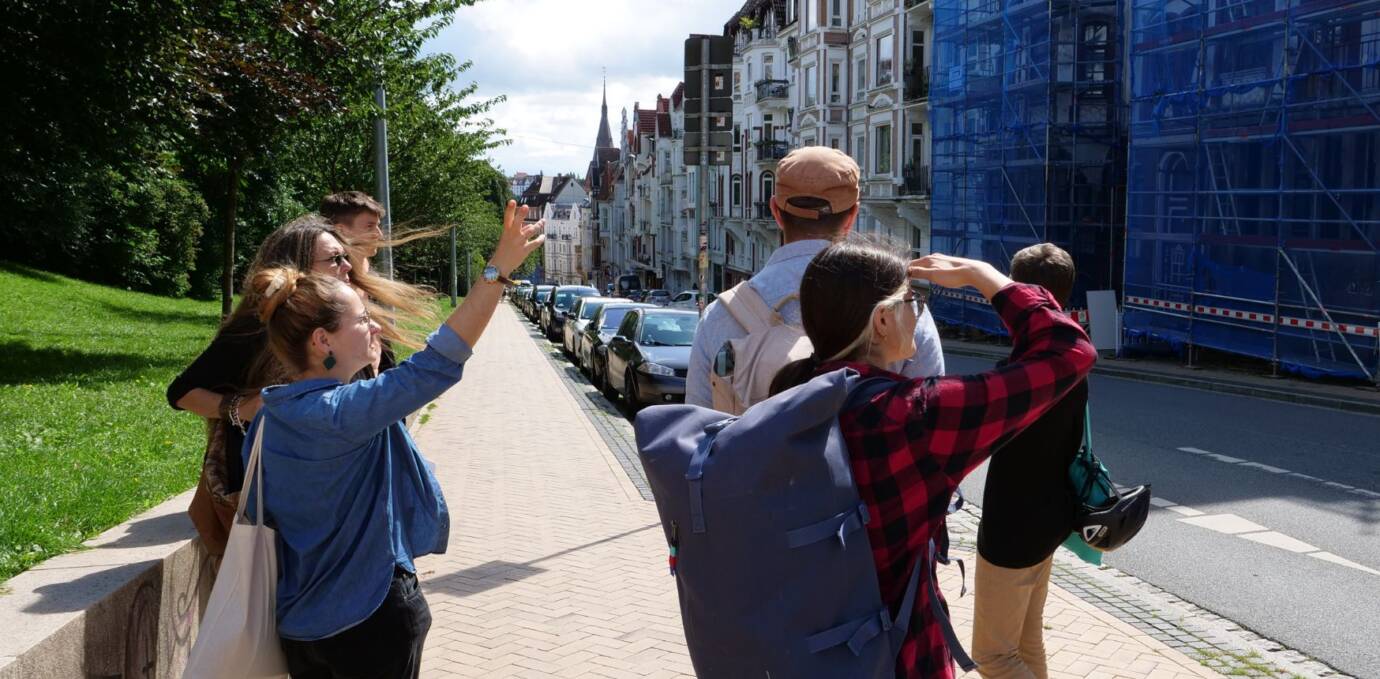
[972, 553, 1054, 679]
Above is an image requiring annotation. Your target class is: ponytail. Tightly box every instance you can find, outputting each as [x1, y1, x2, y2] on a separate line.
[768, 354, 824, 398]
[248, 267, 350, 374]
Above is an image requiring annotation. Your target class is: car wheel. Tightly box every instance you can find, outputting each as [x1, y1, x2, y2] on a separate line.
[598, 358, 617, 398]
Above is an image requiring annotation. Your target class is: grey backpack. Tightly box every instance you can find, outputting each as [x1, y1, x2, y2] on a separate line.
[634, 369, 975, 678]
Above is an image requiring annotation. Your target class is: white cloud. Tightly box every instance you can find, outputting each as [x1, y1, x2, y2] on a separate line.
[426, 0, 744, 175]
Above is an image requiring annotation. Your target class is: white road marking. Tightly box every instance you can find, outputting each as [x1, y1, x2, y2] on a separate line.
[1240, 531, 1317, 553]
[1178, 514, 1268, 535]
[1176, 446, 1380, 502]
[1309, 551, 1380, 577]
[1147, 496, 1380, 578]
[1239, 461, 1289, 474]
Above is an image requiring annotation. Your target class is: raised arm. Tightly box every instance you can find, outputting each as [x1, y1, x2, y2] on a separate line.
[306, 202, 545, 442]
[905, 255, 1095, 480]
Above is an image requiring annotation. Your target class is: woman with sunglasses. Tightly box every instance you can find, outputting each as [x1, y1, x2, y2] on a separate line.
[768, 242, 1095, 679]
[168, 214, 437, 553]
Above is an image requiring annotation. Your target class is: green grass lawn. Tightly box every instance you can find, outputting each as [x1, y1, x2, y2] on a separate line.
[0, 263, 465, 582]
[0, 262, 224, 581]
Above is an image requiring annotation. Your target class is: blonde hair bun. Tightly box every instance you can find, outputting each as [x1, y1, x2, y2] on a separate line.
[254, 267, 305, 324]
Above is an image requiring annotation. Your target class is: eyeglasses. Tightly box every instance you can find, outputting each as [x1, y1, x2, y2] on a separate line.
[898, 293, 924, 317]
[317, 253, 348, 268]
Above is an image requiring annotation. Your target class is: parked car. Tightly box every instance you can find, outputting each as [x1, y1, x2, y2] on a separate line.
[562, 296, 618, 361]
[604, 308, 699, 410]
[625, 290, 648, 303]
[527, 285, 554, 321]
[669, 290, 717, 310]
[513, 282, 533, 307]
[645, 289, 672, 307]
[581, 302, 656, 387]
[541, 285, 599, 339]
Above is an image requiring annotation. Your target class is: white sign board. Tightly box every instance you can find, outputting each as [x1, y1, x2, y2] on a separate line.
[1086, 290, 1120, 353]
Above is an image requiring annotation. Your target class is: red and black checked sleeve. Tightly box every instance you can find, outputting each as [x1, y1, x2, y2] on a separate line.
[908, 283, 1096, 483]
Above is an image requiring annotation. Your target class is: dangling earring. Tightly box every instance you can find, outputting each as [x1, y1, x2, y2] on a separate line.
[324, 350, 337, 370]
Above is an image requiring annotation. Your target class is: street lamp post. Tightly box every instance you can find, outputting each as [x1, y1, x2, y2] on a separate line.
[373, 81, 394, 280]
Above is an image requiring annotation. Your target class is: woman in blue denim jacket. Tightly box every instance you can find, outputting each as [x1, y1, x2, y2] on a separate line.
[241, 201, 545, 679]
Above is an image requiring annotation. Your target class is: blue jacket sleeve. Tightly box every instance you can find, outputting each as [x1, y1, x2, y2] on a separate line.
[306, 325, 473, 444]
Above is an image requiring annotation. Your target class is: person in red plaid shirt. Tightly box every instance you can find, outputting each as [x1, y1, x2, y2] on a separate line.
[770, 241, 1096, 679]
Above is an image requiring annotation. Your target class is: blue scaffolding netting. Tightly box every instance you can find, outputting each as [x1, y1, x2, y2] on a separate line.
[932, 0, 1128, 335]
[1123, 0, 1380, 379]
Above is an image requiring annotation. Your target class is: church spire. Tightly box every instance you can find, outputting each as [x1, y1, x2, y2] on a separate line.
[595, 69, 614, 150]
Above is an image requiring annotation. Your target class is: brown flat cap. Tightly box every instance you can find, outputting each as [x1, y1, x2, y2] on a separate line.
[772, 146, 861, 220]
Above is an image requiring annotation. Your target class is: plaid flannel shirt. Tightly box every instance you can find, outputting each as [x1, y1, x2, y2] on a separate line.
[823, 283, 1096, 679]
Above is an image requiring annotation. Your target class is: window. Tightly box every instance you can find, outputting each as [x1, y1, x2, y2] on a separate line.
[855, 133, 866, 168]
[764, 54, 775, 80]
[911, 30, 926, 71]
[856, 57, 867, 94]
[805, 64, 818, 106]
[830, 62, 842, 103]
[830, 0, 843, 27]
[877, 34, 894, 85]
[616, 311, 639, 339]
[806, 0, 817, 30]
[875, 124, 892, 174]
[732, 175, 742, 206]
[787, 0, 797, 24]
[734, 71, 742, 91]
[761, 172, 774, 201]
[734, 125, 741, 151]
[747, 60, 753, 85]
[830, 137, 841, 149]
[910, 122, 925, 168]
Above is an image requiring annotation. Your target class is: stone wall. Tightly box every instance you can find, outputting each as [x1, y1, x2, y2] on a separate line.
[0, 490, 214, 679]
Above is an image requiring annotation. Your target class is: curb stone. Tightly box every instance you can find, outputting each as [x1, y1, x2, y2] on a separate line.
[945, 508, 1351, 679]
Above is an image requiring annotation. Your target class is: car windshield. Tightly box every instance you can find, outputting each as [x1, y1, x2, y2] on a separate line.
[600, 307, 634, 330]
[554, 289, 595, 309]
[538, 290, 552, 302]
[638, 314, 698, 346]
[579, 301, 606, 320]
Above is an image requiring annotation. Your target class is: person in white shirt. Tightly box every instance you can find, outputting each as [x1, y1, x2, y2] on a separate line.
[686, 146, 945, 409]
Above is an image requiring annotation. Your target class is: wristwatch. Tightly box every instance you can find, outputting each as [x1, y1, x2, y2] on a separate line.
[481, 265, 516, 286]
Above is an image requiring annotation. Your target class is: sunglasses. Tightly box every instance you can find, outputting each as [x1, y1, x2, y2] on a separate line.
[317, 253, 349, 268]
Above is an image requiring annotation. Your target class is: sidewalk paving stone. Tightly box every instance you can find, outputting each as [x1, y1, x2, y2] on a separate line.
[406, 304, 1344, 678]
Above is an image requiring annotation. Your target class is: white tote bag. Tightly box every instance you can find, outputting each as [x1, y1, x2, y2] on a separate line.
[183, 424, 290, 679]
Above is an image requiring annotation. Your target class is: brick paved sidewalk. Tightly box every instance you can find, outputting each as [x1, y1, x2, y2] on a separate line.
[408, 304, 1219, 678]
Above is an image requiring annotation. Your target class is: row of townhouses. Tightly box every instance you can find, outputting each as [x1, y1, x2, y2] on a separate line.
[543, 0, 934, 294]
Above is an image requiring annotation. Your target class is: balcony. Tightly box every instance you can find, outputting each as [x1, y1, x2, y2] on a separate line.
[755, 139, 790, 162]
[904, 64, 930, 102]
[726, 252, 752, 272]
[754, 201, 772, 220]
[755, 79, 790, 101]
[901, 164, 931, 196]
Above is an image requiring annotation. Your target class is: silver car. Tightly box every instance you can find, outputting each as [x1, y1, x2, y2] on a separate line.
[562, 296, 619, 363]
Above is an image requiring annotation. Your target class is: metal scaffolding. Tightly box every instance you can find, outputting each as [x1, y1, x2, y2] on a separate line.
[1124, 0, 1380, 380]
[932, 0, 1128, 334]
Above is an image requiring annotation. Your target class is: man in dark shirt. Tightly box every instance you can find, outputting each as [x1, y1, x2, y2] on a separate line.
[973, 243, 1085, 679]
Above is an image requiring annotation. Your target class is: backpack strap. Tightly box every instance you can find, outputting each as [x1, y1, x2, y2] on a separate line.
[804, 557, 924, 657]
[927, 538, 978, 672]
[686, 418, 734, 534]
[718, 282, 781, 335]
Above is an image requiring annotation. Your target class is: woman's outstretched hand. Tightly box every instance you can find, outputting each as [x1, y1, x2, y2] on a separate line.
[491, 201, 546, 276]
[908, 253, 1013, 300]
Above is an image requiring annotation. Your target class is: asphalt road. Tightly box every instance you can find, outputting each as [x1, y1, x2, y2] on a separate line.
[946, 354, 1380, 678]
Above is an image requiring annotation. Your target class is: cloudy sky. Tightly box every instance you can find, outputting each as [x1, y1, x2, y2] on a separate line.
[425, 0, 745, 177]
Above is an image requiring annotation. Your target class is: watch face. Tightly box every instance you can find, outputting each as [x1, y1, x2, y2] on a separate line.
[483, 266, 498, 282]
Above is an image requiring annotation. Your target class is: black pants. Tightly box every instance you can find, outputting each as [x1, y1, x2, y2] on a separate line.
[280, 568, 432, 679]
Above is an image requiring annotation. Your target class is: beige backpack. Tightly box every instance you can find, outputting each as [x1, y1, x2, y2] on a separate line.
[708, 283, 814, 415]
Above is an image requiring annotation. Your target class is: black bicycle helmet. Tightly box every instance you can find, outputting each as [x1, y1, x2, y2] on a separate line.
[1076, 484, 1152, 552]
